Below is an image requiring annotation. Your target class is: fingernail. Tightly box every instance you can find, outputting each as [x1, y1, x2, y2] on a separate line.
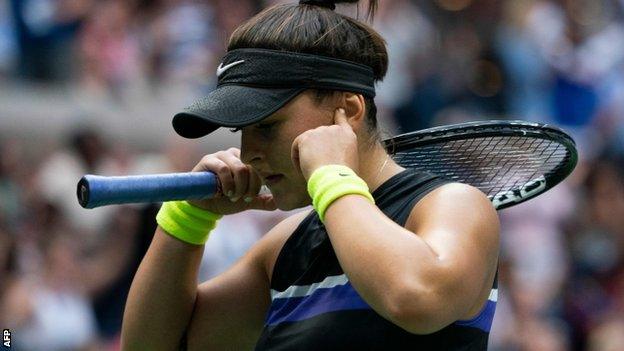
[244, 197, 253, 203]
[226, 191, 233, 197]
[230, 196, 240, 202]
[338, 108, 345, 113]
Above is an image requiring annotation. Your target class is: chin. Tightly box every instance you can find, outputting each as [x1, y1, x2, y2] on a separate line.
[277, 202, 310, 211]
[272, 191, 311, 211]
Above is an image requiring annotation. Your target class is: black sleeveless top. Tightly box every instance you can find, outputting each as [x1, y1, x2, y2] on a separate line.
[255, 168, 497, 350]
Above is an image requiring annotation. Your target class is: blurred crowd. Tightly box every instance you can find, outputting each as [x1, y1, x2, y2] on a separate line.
[1, 0, 624, 350]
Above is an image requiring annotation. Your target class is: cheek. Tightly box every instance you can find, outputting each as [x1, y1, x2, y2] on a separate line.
[264, 112, 328, 168]
[279, 120, 326, 153]
[286, 103, 331, 134]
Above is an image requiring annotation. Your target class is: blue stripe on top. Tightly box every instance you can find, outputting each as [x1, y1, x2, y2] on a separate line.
[267, 273, 497, 332]
[454, 300, 497, 332]
[266, 280, 371, 326]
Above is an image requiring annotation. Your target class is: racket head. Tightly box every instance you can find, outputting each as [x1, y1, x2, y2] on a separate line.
[383, 120, 578, 210]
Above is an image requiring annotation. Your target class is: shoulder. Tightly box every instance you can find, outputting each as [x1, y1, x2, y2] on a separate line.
[417, 182, 492, 206]
[404, 183, 500, 322]
[408, 182, 497, 221]
[406, 182, 499, 249]
[252, 209, 314, 282]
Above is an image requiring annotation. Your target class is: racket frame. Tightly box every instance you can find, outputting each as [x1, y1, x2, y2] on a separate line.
[382, 120, 578, 210]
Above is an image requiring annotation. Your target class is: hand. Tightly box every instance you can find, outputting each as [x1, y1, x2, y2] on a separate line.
[187, 148, 276, 215]
[291, 108, 359, 180]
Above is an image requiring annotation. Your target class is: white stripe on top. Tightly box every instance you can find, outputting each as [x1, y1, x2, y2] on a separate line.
[489, 289, 498, 302]
[270, 274, 499, 303]
[270, 274, 349, 300]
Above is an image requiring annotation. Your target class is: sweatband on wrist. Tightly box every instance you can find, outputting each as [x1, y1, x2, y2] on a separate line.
[307, 165, 375, 222]
[156, 201, 222, 245]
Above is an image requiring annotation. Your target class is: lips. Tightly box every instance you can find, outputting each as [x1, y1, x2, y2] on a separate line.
[264, 174, 284, 185]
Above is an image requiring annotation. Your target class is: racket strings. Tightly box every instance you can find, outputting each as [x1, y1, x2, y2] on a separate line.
[391, 136, 571, 197]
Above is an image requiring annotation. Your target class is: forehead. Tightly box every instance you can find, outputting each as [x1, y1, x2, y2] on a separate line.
[259, 91, 326, 123]
[241, 93, 334, 138]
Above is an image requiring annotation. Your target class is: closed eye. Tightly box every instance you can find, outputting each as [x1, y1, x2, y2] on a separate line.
[256, 122, 275, 130]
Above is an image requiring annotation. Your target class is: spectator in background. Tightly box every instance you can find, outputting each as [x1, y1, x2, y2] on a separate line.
[3, 189, 141, 350]
[495, 0, 553, 123]
[79, 0, 141, 98]
[199, 207, 300, 282]
[563, 154, 624, 350]
[3, 231, 100, 351]
[587, 314, 624, 351]
[142, 0, 217, 87]
[5, 205, 140, 350]
[1, 0, 624, 349]
[373, 0, 434, 132]
[9, 0, 93, 81]
[0, 0, 17, 75]
[213, 0, 262, 42]
[0, 138, 24, 229]
[0, 224, 18, 327]
[392, 1, 506, 132]
[36, 127, 125, 239]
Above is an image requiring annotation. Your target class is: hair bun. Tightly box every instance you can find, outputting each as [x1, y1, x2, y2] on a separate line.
[298, 0, 337, 10]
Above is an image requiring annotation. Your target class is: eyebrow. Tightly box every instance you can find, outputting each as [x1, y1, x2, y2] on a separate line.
[229, 113, 285, 133]
[260, 114, 282, 123]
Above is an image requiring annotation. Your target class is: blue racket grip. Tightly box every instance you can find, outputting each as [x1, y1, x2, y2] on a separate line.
[77, 172, 220, 209]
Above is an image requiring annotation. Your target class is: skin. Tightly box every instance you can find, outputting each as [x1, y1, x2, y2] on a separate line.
[121, 90, 500, 350]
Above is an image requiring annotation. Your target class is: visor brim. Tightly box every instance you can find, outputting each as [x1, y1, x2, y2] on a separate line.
[172, 85, 305, 139]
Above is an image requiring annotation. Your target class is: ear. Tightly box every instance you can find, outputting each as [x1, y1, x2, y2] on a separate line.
[340, 92, 366, 133]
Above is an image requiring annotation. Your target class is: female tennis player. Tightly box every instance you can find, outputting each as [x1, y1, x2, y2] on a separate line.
[121, 1, 500, 350]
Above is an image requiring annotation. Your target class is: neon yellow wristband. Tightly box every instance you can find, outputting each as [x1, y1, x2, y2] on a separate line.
[307, 165, 374, 222]
[156, 201, 222, 245]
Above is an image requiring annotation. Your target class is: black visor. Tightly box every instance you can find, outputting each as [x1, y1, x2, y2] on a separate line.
[172, 48, 376, 138]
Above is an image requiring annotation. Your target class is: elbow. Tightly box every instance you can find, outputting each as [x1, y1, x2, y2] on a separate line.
[392, 313, 450, 335]
[383, 284, 454, 335]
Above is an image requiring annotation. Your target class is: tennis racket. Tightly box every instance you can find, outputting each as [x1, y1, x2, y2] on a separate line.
[77, 120, 577, 210]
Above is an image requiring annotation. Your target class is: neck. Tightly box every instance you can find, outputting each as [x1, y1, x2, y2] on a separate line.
[358, 142, 405, 193]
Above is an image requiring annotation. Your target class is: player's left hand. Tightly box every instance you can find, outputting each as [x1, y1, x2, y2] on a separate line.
[291, 108, 360, 180]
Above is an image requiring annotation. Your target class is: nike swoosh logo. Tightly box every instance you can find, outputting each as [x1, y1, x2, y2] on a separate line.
[216, 60, 245, 77]
[339, 173, 350, 176]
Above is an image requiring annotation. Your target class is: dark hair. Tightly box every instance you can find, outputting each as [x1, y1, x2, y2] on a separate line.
[228, 0, 388, 140]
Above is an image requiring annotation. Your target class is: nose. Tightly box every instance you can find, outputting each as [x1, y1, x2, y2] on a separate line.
[240, 129, 264, 165]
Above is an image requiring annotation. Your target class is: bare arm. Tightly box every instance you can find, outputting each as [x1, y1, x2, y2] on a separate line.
[121, 210, 306, 351]
[185, 211, 308, 350]
[323, 183, 500, 334]
[121, 147, 282, 350]
[291, 101, 500, 334]
[121, 227, 205, 350]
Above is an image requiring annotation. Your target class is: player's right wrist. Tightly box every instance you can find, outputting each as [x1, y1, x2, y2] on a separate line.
[156, 201, 223, 245]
